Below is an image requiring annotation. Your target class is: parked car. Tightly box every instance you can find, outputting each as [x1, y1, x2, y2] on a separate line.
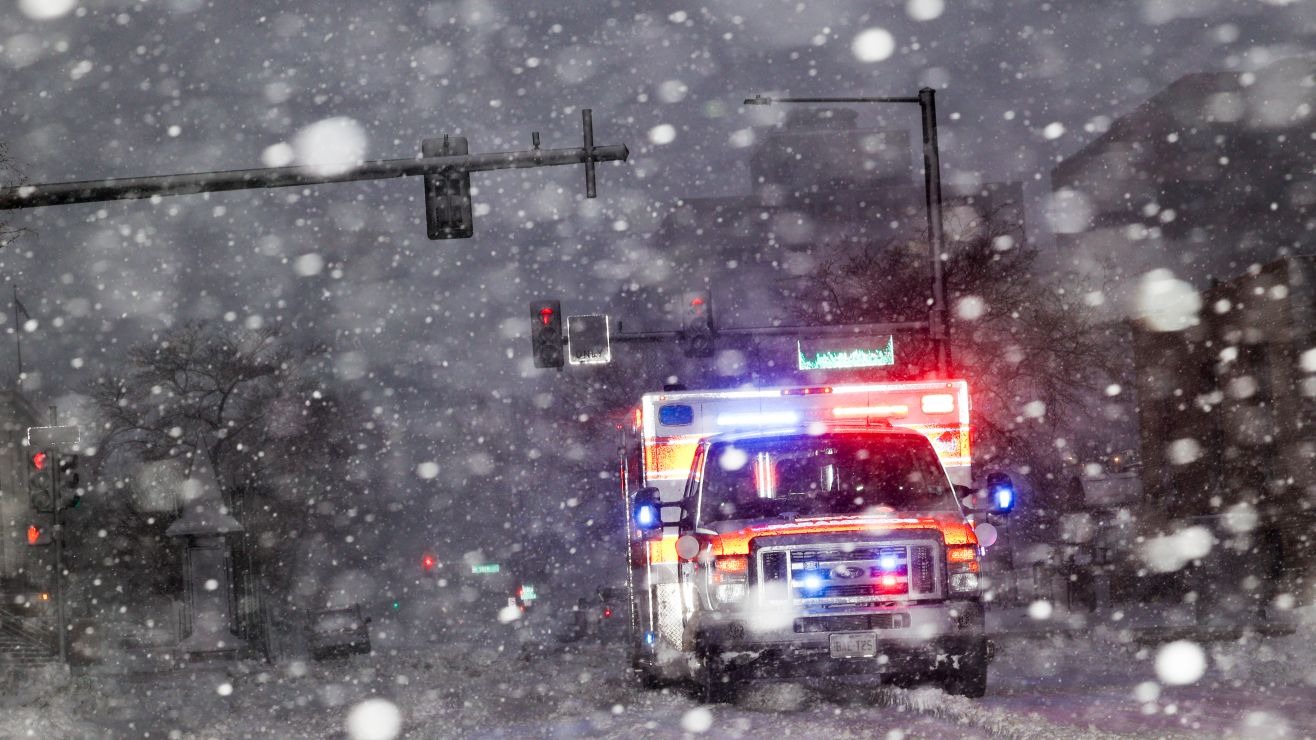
[308, 604, 371, 660]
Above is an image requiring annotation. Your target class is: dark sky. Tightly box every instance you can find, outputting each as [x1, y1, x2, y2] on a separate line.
[0, 0, 1311, 574]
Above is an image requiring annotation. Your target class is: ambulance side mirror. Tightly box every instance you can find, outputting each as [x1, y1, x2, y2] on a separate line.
[633, 487, 661, 530]
[632, 487, 688, 531]
[985, 472, 1016, 515]
[958, 473, 1016, 516]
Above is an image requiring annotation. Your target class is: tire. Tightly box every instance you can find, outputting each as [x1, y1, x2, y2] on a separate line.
[698, 662, 739, 704]
[941, 646, 988, 698]
[631, 664, 663, 690]
[694, 638, 739, 704]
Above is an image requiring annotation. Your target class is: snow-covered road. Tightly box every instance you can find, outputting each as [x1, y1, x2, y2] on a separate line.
[6, 618, 1314, 739]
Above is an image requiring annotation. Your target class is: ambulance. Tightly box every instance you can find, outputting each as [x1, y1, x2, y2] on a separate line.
[617, 380, 1014, 700]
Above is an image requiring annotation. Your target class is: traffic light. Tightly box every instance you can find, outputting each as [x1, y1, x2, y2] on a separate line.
[517, 584, 538, 608]
[421, 552, 437, 573]
[57, 454, 81, 510]
[530, 299, 564, 369]
[680, 291, 715, 358]
[26, 524, 51, 546]
[422, 135, 473, 239]
[27, 450, 53, 513]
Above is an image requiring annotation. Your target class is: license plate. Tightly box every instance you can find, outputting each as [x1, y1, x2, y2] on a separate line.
[829, 632, 878, 659]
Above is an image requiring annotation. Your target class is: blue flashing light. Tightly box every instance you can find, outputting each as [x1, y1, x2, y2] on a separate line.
[878, 554, 899, 572]
[800, 573, 825, 592]
[993, 485, 1015, 512]
[643, 630, 657, 646]
[635, 503, 660, 529]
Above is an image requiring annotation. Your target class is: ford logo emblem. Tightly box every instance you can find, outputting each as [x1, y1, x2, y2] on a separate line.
[831, 564, 865, 580]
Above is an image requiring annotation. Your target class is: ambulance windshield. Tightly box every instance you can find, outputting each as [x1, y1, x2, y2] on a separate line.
[697, 433, 959, 523]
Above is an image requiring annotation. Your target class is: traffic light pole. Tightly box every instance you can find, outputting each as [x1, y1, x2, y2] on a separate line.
[0, 110, 627, 210]
[743, 90, 952, 378]
[918, 88, 952, 376]
[48, 406, 67, 665]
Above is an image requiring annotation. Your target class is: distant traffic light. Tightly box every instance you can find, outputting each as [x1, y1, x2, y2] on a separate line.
[57, 454, 81, 510]
[530, 299, 564, 369]
[680, 291, 715, 358]
[28, 450, 53, 513]
[421, 552, 437, 573]
[422, 136, 474, 239]
[26, 524, 51, 546]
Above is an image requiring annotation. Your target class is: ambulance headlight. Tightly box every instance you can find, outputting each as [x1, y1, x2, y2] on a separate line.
[715, 583, 746, 605]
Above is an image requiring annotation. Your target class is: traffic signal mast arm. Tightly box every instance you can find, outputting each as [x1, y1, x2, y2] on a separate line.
[0, 109, 627, 210]
[610, 320, 928, 342]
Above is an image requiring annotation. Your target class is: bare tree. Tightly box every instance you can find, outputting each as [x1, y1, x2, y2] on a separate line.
[0, 142, 28, 249]
[786, 204, 1125, 492]
[84, 322, 385, 621]
[89, 323, 300, 484]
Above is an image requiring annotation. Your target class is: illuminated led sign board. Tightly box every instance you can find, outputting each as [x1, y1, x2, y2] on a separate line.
[470, 563, 502, 574]
[797, 336, 895, 371]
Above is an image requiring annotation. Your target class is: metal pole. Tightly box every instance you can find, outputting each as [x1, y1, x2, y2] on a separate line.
[0, 142, 628, 210]
[49, 404, 67, 664]
[582, 109, 597, 199]
[12, 286, 21, 390]
[744, 95, 920, 105]
[919, 88, 951, 377]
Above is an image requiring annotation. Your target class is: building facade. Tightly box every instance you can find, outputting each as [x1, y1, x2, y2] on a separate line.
[1051, 55, 1314, 315]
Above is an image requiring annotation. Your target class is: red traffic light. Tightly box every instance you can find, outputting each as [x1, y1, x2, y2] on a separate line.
[26, 525, 52, 546]
[31, 451, 47, 471]
[421, 553, 437, 572]
[530, 300, 565, 369]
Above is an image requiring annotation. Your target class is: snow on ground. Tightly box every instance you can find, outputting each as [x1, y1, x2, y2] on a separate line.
[3, 606, 1313, 739]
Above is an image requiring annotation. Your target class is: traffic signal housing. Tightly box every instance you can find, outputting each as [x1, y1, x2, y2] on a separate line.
[680, 291, 715, 358]
[422, 136, 474, 240]
[530, 299, 564, 369]
[27, 450, 53, 513]
[57, 454, 81, 510]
